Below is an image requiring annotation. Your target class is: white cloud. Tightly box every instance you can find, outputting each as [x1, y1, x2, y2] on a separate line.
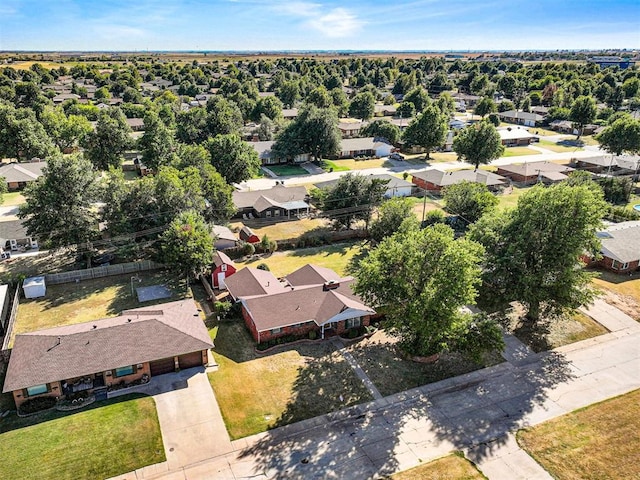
[307, 8, 364, 38]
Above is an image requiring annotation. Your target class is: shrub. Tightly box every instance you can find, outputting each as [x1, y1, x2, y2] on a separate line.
[422, 209, 446, 226]
[308, 330, 317, 340]
[214, 300, 232, 319]
[347, 328, 359, 339]
[256, 263, 270, 271]
[19, 396, 57, 415]
[241, 242, 255, 256]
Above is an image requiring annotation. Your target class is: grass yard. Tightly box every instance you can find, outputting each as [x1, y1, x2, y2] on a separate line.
[230, 217, 329, 242]
[2, 192, 26, 206]
[391, 453, 486, 480]
[496, 186, 532, 209]
[404, 152, 459, 164]
[501, 147, 541, 157]
[329, 158, 392, 170]
[537, 139, 583, 153]
[346, 330, 503, 397]
[237, 241, 364, 277]
[13, 270, 188, 339]
[208, 321, 372, 439]
[0, 394, 165, 480]
[517, 389, 640, 480]
[526, 127, 562, 137]
[593, 270, 640, 305]
[322, 160, 351, 172]
[266, 164, 309, 177]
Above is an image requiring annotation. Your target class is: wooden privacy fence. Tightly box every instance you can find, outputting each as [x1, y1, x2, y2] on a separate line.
[1, 286, 21, 354]
[45, 260, 164, 285]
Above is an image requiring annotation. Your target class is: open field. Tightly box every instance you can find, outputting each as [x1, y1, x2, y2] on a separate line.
[208, 321, 371, 439]
[391, 453, 486, 480]
[230, 217, 329, 242]
[346, 330, 503, 397]
[237, 241, 364, 277]
[0, 394, 164, 480]
[14, 270, 188, 338]
[518, 389, 640, 480]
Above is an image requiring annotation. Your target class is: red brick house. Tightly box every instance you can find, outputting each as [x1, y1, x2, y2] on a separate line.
[239, 226, 260, 244]
[496, 161, 574, 185]
[2, 300, 213, 409]
[227, 264, 375, 344]
[212, 250, 237, 289]
[595, 221, 640, 274]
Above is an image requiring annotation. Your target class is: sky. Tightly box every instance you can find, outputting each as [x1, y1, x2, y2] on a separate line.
[0, 0, 639, 52]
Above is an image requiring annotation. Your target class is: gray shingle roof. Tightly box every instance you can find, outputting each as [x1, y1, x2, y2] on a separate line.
[412, 169, 508, 187]
[0, 162, 46, 184]
[232, 184, 308, 210]
[599, 221, 640, 263]
[3, 299, 213, 392]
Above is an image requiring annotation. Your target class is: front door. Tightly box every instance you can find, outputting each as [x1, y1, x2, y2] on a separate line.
[93, 373, 105, 388]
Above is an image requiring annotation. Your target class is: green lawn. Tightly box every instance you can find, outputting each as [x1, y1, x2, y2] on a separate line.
[391, 452, 486, 480]
[14, 270, 189, 338]
[328, 158, 392, 170]
[208, 321, 372, 439]
[538, 139, 583, 153]
[518, 389, 640, 480]
[502, 147, 541, 157]
[266, 164, 309, 176]
[2, 192, 26, 206]
[496, 186, 533, 209]
[322, 160, 350, 172]
[230, 217, 329, 242]
[593, 269, 640, 307]
[0, 394, 165, 480]
[237, 241, 364, 277]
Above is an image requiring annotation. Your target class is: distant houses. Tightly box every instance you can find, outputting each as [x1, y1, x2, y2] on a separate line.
[498, 110, 544, 127]
[594, 221, 640, 274]
[0, 161, 46, 191]
[496, 161, 574, 185]
[411, 169, 509, 193]
[232, 184, 310, 221]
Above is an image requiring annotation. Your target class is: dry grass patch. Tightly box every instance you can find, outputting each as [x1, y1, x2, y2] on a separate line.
[390, 453, 486, 480]
[501, 147, 541, 157]
[208, 321, 372, 439]
[13, 270, 188, 338]
[537, 139, 583, 153]
[496, 186, 533, 210]
[237, 241, 364, 277]
[330, 158, 393, 170]
[518, 389, 640, 480]
[2, 192, 26, 206]
[230, 218, 329, 242]
[345, 330, 503, 397]
[592, 270, 640, 320]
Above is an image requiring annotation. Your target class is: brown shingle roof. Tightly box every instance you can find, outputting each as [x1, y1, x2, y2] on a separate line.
[224, 267, 287, 299]
[232, 184, 308, 210]
[497, 161, 573, 178]
[285, 264, 342, 287]
[213, 250, 235, 268]
[3, 299, 212, 392]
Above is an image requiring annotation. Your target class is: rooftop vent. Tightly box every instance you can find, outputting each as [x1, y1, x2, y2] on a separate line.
[323, 280, 340, 291]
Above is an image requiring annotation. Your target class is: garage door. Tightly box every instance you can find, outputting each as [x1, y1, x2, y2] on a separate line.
[178, 351, 203, 370]
[150, 357, 175, 376]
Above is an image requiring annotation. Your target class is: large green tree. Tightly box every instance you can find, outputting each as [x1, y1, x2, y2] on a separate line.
[453, 121, 505, 170]
[569, 95, 597, 139]
[0, 105, 57, 160]
[138, 110, 174, 172]
[349, 91, 375, 120]
[401, 105, 448, 160]
[360, 119, 401, 145]
[18, 154, 101, 249]
[160, 210, 213, 278]
[205, 134, 260, 184]
[443, 181, 498, 225]
[354, 221, 504, 358]
[596, 116, 640, 156]
[474, 97, 496, 118]
[40, 107, 93, 152]
[319, 173, 388, 230]
[469, 183, 607, 323]
[83, 108, 132, 170]
[370, 197, 414, 242]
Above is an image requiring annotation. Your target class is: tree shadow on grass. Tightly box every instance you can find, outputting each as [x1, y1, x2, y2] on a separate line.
[237, 339, 574, 479]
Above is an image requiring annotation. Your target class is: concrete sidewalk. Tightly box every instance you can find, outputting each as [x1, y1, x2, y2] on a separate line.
[580, 297, 640, 333]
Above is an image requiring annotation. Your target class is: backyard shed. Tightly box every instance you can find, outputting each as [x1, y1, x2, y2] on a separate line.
[23, 276, 46, 299]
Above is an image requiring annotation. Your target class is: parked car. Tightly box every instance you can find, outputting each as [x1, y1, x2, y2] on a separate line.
[92, 253, 115, 267]
[389, 153, 405, 161]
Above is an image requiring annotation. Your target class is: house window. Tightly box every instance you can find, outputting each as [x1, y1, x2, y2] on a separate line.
[275, 210, 280, 216]
[221, 264, 228, 272]
[346, 317, 361, 329]
[26, 384, 48, 396]
[266, 211, 272, 217]
[114, 365, 135, 377]
[271, 327, 282, 335]
[612, 260, 628, 270]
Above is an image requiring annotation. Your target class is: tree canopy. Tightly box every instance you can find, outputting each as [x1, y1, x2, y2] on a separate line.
[442, 181, 499, 225]
[370, 197, 414, 242]
[360, 119, 401, 145]
[453, 121, 505, 170]
[83, 108, 132, 170]
[19, 154, 101, 249]
[205, 134, 261, 184]
[160, 210, 213, 278]
[401, 105, 448, 159]
[468, 183, 608, 323]
[355, 221, 503, 358]
[596, 116, 640, 156]
[569, 95, 597, 138]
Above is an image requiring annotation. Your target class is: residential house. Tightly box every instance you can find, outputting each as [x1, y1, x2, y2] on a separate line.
[374, 104, 397, 117]
[498, 127, 539, 146]
[0, 219, 38, 252]
[338, 137, 393, 159]
[2, 300, 213, 409]
[389, 118, 412, 131]
[212, 225, 238, 250]
[0, 161, 46, 191]
[52, 93, 81, 104]
[451, 93, 481, 107]
[530, 106, 549, 117]
[249, 141, 310, 166]
[549, 120, 598, 136]
[411, 169, 509, 193]
[594, 221, 640, 273]
[282, 108, 299, 120]
[125, 118, 145, 131]
[498, 110, 544, 127]
[239, 226, 260, 244]
[315, 173, 414, 198]
[212, 251, 237, 289]
[338, 119, 366, 138]
[496, 161, 574, 185]
[228, 265, 375, 344]
[232, 184, 310, 220]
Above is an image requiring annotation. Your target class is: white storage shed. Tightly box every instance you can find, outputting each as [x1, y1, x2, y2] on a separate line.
[23, 276, 46, 299]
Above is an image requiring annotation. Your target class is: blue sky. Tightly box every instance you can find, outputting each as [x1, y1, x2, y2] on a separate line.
[0, 0, 638, 51]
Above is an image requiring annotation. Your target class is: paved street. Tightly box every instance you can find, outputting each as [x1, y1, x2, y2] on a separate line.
[112, 299, 639, 480]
